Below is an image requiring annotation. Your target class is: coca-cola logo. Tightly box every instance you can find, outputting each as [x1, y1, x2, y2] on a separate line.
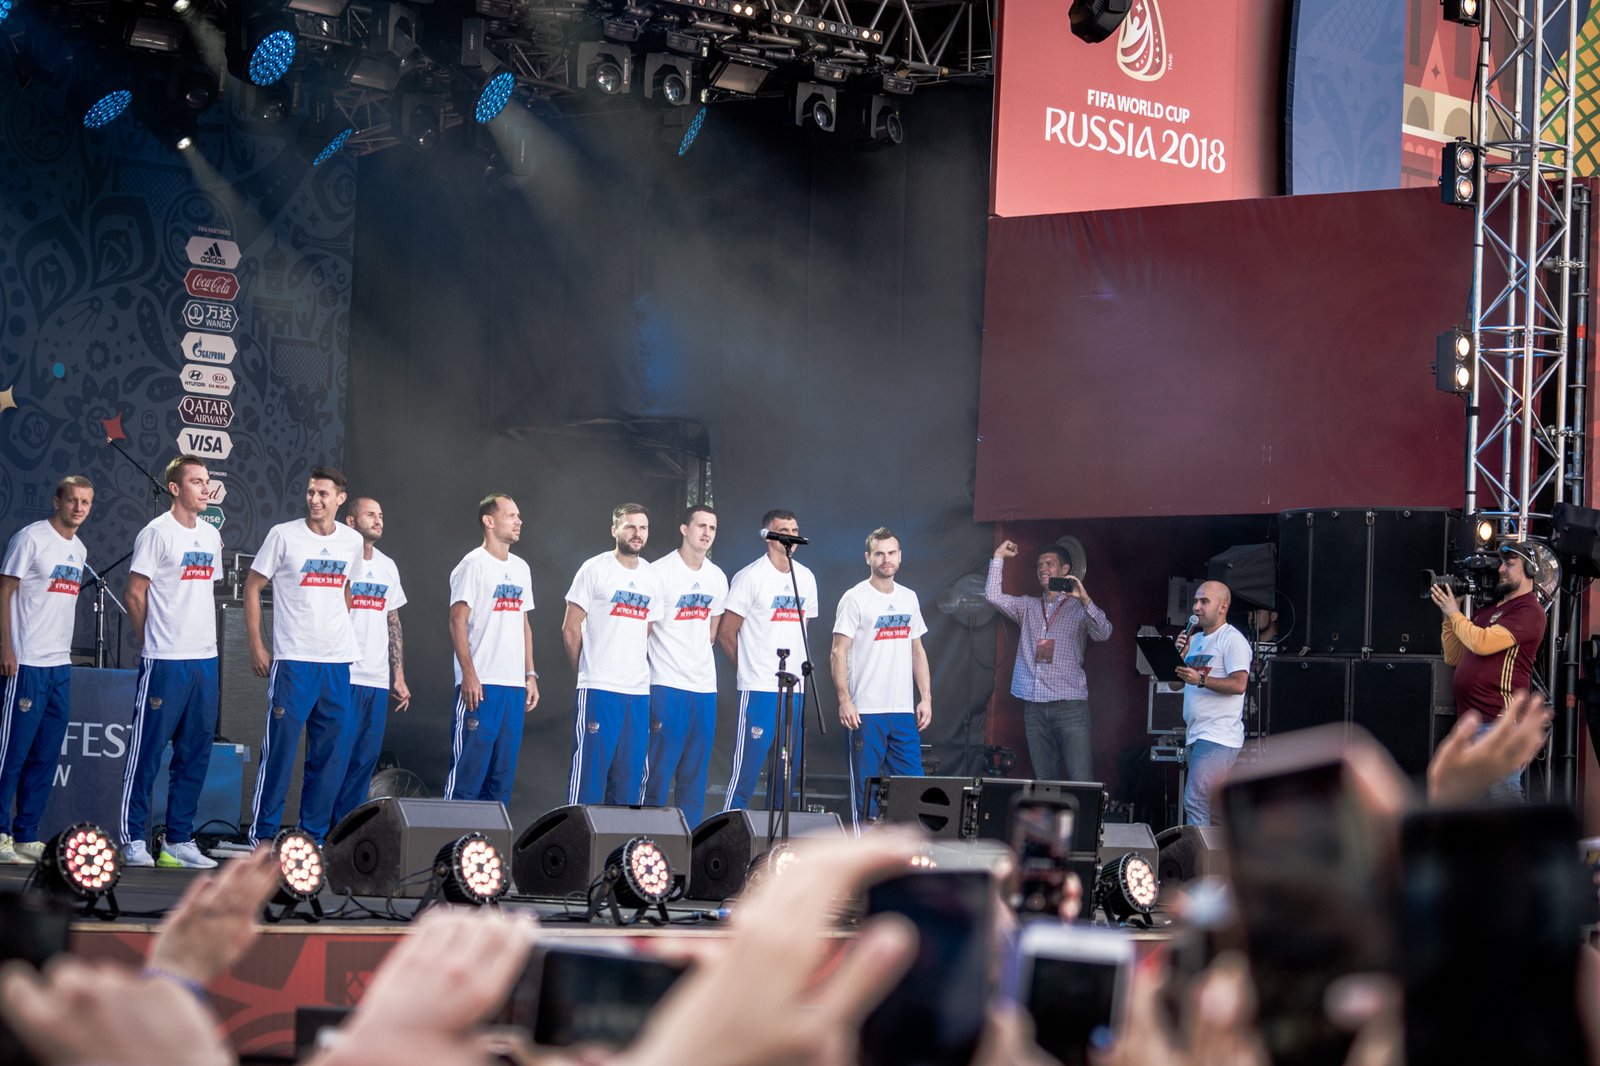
[1117, 0, 1167, 82]
[184, 269, 240, 302]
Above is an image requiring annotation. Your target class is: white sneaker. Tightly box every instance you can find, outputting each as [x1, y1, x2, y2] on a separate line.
[159, 840, 217, 869]
[0, 833, 19, 865]
[12, 840, 42, 864]
[123, 840, 155, 867]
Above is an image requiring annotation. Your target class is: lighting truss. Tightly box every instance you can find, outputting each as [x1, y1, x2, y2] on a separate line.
[1463, 0, 1588, 800]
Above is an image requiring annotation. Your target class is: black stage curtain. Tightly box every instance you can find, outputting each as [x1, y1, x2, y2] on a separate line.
[346, 86, 997, 825]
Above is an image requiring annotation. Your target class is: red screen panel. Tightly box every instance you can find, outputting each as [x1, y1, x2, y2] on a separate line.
[974, 187, 1474, 521]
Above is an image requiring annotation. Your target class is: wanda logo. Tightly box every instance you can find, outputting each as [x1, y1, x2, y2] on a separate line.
[1117, 0, 1167, 82]
[184, 269, 240, 301]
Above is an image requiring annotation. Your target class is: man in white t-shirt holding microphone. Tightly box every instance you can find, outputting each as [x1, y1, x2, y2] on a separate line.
[244, 466, 366, 846]
[565, 504, 665, 806]
[118, 456, 223, 868]
[1173, 580, 1252, 826]
[331, 497, 409, 827]
[0, 475, 94, 865]
[639, 505, 727, 827]
[719, 509, 818, 812]
[446, 494, 539, 805]
[832, 527, 931, 827]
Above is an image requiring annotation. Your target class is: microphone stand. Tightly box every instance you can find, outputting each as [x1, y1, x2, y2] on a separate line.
[763, 539, 826, 838]
[105, 435, 171, 513]
[82, 560, 130, 669]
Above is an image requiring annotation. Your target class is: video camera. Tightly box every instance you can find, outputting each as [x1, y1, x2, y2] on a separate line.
[1419, 512, 1503, 608]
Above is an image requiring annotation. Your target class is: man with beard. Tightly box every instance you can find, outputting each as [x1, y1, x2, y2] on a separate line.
[331, 497, 410, 826]
[1430, 541, 1547, 802]
[446, 494, 539, 805]
[832, 528, 931, 827]
[564, 504, 665, 805]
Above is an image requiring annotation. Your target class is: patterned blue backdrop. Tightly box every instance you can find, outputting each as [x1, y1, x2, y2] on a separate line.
[0, 76, 353, 664]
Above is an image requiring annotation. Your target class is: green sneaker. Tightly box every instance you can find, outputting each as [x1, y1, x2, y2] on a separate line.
[155, 847, 183, 868]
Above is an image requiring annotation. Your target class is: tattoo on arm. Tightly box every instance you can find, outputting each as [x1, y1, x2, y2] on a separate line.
[387, 610, 403, 680]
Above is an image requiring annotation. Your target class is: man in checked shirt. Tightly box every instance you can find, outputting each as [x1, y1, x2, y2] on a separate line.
[986, 540, 1112, 781]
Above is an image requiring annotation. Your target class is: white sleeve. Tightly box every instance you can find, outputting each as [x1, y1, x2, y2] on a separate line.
[2, 530, 34, 580]
[448, 558, 478, 610]
[128, 526, 159, 580]
[564, 560, 590, 609]
[388, 572, 408, 611]
[647, 570, 667, 622]
[724, 570, 751, 618]
[709, 570, 728, 616]
[833, 590, 859, 638]
[1224, 630, 1254, 675]
[910, 593, 929, 640]
[803, 571, 820, 619]
[210, 530, 224, 583]
[250, 527, 284, 578]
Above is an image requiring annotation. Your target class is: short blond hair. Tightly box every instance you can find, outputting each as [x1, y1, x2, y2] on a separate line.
[55, 475, 93, 498]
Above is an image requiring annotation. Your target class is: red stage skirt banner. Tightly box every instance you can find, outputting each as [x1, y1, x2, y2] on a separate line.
[990, 0, 1282, 217]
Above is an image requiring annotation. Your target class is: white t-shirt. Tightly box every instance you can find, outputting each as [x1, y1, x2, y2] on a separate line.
[725, 555, 819, 693]
[250, 520, 365, 664]
[565, 552, 665, 696]
[349, 546, 407, 690]
[647, 549, 728, 694]
[449, 547, 534, 688]
[129, 511, 223, 660]
[1182, 623, 1253, 748]
[833, 580, 928, 715]
[2, 521, 88, 668]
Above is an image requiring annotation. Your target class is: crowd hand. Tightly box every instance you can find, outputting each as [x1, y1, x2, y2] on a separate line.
[332, 908, 537, 1050]
[1093, 951, 1266, 1066]
[1323, 975, 1402, 1066]
[1426, 691, 1551, 806]
[994, 541, 1018, 561]
[616, 831, 922, 1066]
[1427, 583, 1461, 619]
[971, 1005, 1060, 1066]
[147, 844, 283, 986]
[0, 956, 230, 1066]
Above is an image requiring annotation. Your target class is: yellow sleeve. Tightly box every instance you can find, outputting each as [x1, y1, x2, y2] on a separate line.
[1447, 614, 1517, 656]
[1440, 617, 1463, 666]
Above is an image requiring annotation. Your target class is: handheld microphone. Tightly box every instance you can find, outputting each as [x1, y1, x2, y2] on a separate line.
[759, 529, 810, 547]
[1178, 614, 1199, 644]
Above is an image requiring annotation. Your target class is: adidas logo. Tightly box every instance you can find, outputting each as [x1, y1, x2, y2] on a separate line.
[200, 241, 225, 265]
[320, 549, 330, 555]
[692, 582, 700, 589]
[628, 582, 636, 588]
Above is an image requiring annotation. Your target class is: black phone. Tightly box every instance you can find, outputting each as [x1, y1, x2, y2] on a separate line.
[0, 892, 72, 1066]
[859, 870, 994, 1066]
[1047, 577, 1077, 592]
[1220, 733, 1395, 1066]
[499, 947, 688, 1048]
[1007, 794, 1077, 916]
[1013, 924, 1133, 1066]
[1400, 805, 1588, 1066]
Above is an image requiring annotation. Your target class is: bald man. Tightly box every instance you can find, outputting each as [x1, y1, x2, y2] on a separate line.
[1173, 581, 1251, 826]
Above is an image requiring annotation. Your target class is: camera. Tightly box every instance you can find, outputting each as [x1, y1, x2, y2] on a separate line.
[1420, 565, 1497, 606]
[1048, 577, 1078, 592]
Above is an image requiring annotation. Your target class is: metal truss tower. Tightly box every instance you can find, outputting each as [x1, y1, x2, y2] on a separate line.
[1465, 0, 1587, 800]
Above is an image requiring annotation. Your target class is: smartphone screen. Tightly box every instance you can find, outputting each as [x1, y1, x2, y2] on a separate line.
[1025, 956, 1117, 1066]
[1009, 798, 1076, 915]
[1222, 761, 1390, 1066]
[860, 870, 994, 1066]
[1400, 805, 1586, 1066]
[501, 948, 687, 1048]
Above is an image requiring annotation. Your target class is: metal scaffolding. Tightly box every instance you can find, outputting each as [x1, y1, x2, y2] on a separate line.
[1465, 0, 1586, 799]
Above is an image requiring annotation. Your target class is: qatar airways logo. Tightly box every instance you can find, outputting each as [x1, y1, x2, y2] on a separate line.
[610, 589, 652, 620]
[673, 592, 713, 621]
[299, 558, 348, 587]
[350, 581, 389, 610]
[1117, 0, 1167, 82]
[873, 613, 912, 641]
[47, 564, 82, 595]
[180, 551, 215, 581]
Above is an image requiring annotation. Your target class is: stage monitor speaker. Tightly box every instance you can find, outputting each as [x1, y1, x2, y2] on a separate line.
[512, 805, 691, 899]
[1098, 822, 1158, 873]
[1306, 510, 1369, 654]
[1265, 656, 1349, 735]
[1368, 509, 1452, 655]
[876, 776, 979, 839]
[324, 798, 513, 898]
[1207, 544, 1275, 612]
[1552, 502, 1600, 578]
[1351, 657, 1455, 776]
[1155, 825, 1226, 885]
[972, 779, 1106, 857]
[686, 809, 846, 901]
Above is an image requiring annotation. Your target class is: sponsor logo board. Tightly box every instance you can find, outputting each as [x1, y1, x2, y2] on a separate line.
[180, 365, 235, 397]
[181, 332, 235, 365]
[176, 428, 233, 460]
[184, 269, 240, 301]
[186, 237, 241, 270]
[182, 300, 237, 333]
[199, 506, 225, 530]
[205, 481, 227, 506]
[178, 396, 234, 428]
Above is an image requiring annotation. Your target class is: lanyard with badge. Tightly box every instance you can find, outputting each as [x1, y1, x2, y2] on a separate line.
[1034, 595, 1067, 663]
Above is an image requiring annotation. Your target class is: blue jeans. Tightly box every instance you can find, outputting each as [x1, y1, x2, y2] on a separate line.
[1184, 740, 1239, 826]
[1023, 699, 1093, 781]
[1474, 721, 1525, 803]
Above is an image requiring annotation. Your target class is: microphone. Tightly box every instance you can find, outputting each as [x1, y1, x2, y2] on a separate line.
[1177, 614, 1199, 645]
[759, 529, 810, 547]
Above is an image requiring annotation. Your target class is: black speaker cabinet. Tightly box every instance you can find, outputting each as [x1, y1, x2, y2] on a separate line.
[876, 776, 979, 839]
[1553, 501, 1600, 577]
[1368, 510, 1453, 655]
[1265, 656, 1350, 735]
[512, 805, 691, 899]
[686, 809, 846, 901]
[324, 798, 513, 898]
[1155, 825, 1226, 884]
[1207, 543, 1276, 612]
[972, 778, 1106, 857]
[1351, 656, 1455, 776]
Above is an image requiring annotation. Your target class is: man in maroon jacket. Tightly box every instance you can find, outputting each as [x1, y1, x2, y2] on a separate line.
[1429, 541, 1548, 802]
